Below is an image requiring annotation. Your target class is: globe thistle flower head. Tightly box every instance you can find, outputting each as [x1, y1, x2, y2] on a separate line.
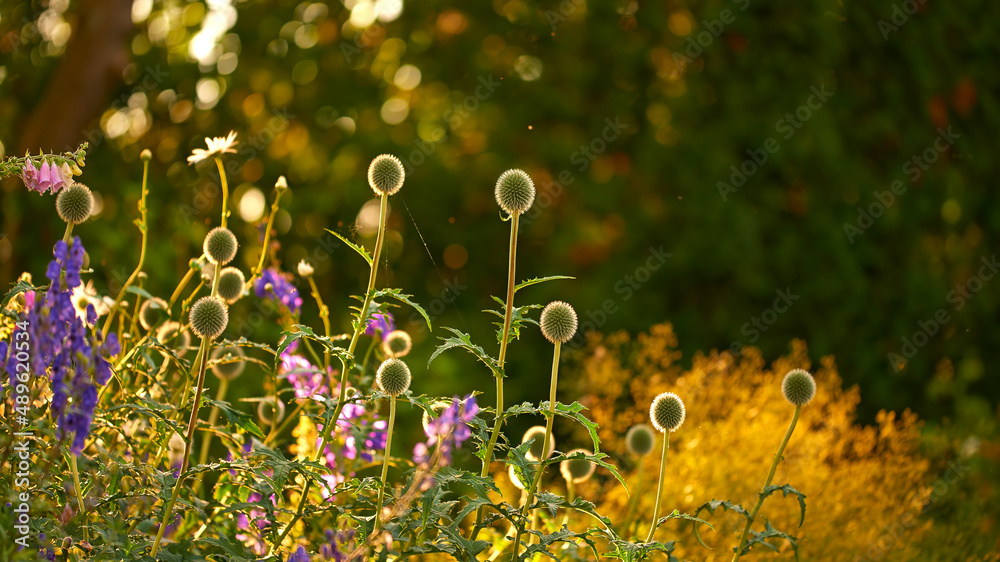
[204, 227, 238, 265]
[56, 183, 95, 225]
[625, 423, 656, 457]
[189, 296, 228, 339]
[217, 267, 246, 304]
[257, 397, 285, 426]
[540, 301, 578, 344]
[494, 169, 535, 215]
[522, 425, 555, 462]
[156, 321, 191, 358]
[382, 330, 412, 358]
[367, 154, 405, 196]
[138, 297, 169, 331]
[560, 448, 596, 483]
[650, 392, 685, 433]
[297, 259, 314, 278]
[376, 358, 411, 397]
[782, 368, 816, 406]
[210, 345, 246, 380]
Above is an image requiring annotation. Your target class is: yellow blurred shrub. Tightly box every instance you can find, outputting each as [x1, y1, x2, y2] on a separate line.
[558, 324, 936, 561]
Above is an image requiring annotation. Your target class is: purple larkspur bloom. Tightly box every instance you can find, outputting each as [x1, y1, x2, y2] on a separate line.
[414, 395, 479, 466]
[21, 158, 72, 195]
[320, 529, 356, 561]
[287, 546, 312, 562]
[254, 268, 302, 313]
[4, 237, 119, 455]
[364, 311, 394, 337]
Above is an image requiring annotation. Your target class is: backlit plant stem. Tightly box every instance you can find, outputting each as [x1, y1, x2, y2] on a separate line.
[474, 213, 520, 535]
[732, 405, 802, 562]
[246, 184, 286, 289]
[644, 431, 671, 543]
[214, 157, 230, 228]
[193, 377, 229, 497]
[69, 455, 88, 542]
[168, 264, 199, 310]
[513, 340, 560, 553]
[306, 274, 332, 371]
[273, 192, 389, 551]
[62, 222, 74, 244]
[374, 396, 398, 532]
[102, 156, 150, 339]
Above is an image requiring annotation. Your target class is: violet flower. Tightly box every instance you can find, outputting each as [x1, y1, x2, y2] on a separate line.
[255, 268, 303, 313]
[364, 311, 394, 338]
[414, 395, 479, 466]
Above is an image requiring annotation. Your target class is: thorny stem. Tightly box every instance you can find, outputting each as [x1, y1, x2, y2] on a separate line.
[513, 342, 561, 554]
[272, 192, 389, 553]
[473, 212, 520, 538]
[374, 397, 397, 533]
[102, 157, 150, 339]
[731, 405, 801, 562]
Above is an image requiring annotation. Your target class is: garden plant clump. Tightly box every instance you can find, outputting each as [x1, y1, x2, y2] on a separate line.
[0, 138, 926, 562]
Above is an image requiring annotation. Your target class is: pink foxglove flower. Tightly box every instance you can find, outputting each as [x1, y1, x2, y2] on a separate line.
[22, 158, 71, 194]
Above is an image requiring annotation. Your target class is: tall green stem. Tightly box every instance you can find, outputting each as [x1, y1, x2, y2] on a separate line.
[193, 377, 229, 497]
[246, 184, 286, 289]
[307, 275, 332, 371]
[272, 193, 389, 552]
[214, 157, 230, 228]
[624, 461, 644, 538]
[374, 397, 397, 532]
[69, 455, 88, 542]
[62, 222, 74, 244]
[473, 213, 520, 536]
[513, 342, 560, 554]
[102, 157, 150, 339]
[732, 405, 801, 562]
[644, 431, 671, 543]
[151, 335, 211, 557]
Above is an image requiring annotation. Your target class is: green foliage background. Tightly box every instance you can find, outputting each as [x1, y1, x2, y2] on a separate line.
[1, 0, 996, 434]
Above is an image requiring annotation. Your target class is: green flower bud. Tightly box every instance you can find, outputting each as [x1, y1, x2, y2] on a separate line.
[650, 392, 685, 433]
[625, 423, 656, 457]
[216, 267, 246, 304]
[522, 425, 555, 462]
[56, 183, 95, 225]
[368, 154, 405, 196]
[203, 226, 238, 265]
[382, 330, 412, 358]
[782, 368, 816, 406]
[210, 345, 246, 380]
[376, 358, 411, 396]
[138, 297, 169, 331]
[189, 296, 228, 339]
[540, 301, 578, 344]
[494, 169, 535, 215]
[560, 448, 596, 483]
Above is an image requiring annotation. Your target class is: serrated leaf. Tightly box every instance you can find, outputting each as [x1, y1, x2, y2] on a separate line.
[693, 499, 750, 549]
[427, 327, 502, 377]
[325, 228, 372, 265]
[760, 483, 807, 527]
[375, 288, 432, 331]
[743, 520, 799, 559]
[208, 399, 265, 439]
[513, 275, 575, 294]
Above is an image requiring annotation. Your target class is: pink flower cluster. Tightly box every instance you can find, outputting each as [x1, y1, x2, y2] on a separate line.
[22, 158, 74, 194]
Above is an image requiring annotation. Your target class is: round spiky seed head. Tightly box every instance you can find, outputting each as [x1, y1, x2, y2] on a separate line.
[297, 259, 314, 278]
[376, 358, 411, 396]
[138, 297, 169, 331]
[189, 296, 228, 339]
[382, 330, 413, 358]
[156, 321, 191, 358]
[210, 345, 246, 380]
[203, 227, 238, 265]
[625, 423, 656, 457]
[560, 448, 596, 484]
[540, 301, 578, 344]
[508, 465, 527, 491]
[522, 425, 555, 462]
[494, 169, 535, 215]
[257, 397, 286, 426]
[650, 392, 685, 433]
[421, 400, 452, 434]
[56, 183, 95, 225]
[782, 368, 816, 406]
[368, 154, 405, 196]
[216, 267, 246, 304]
